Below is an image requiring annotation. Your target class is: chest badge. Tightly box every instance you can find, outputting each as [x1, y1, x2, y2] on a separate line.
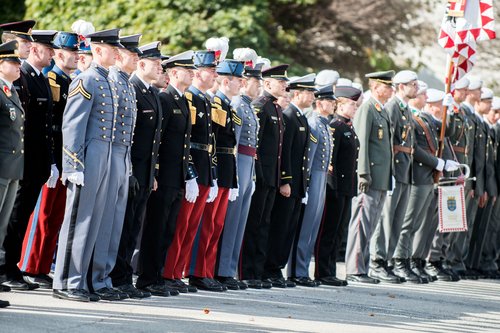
[198, 112, 204, 119]
[9, 107, 16, 121]
[3, 85, 12, 97]
[378, 128, 384, 140]
[375, 103, 382, 112]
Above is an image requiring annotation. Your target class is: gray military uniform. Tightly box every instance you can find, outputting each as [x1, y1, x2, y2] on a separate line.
[346, 97, 392, 275]
[370, 96, 414, 263]
[91, 66, 136, 291]
[53, 63, 119, 291]
[288, 112, 333, 278]
[217, 94, 259, 278]
[0, 79, 24, 268]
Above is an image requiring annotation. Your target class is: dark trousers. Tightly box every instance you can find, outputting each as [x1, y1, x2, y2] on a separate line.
[135, 185, 183, 288]
[315, 191, 352, 278]
[466, 199, 494, 270]
[239, 182, 276, 280]
[110, 185, 151, 287]
[1, 179, 44, 279]
[264, 193, 302, 279]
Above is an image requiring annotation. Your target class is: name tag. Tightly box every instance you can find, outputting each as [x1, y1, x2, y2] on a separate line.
[173, 109, 182, 114]
[299, 127, 306, 132]
[37, 98, 48, 102]
[271, 116, 278, 121]
[142, 109, 154, 113]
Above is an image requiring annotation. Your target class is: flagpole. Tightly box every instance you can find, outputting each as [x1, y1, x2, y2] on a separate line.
[433, 54, 454, 184]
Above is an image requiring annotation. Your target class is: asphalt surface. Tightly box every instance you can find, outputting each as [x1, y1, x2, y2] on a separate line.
[1, 265, 499, 333]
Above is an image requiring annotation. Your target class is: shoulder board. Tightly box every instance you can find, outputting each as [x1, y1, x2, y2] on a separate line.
[214, 96, 222, 105]
[68, 79, 92, 100]
[185, 91, 192, 101]
[310, 133, 318, 144]
[232, 112, 242, 126]
[48, 71, 57, 80]
[251, 95, 269, 108]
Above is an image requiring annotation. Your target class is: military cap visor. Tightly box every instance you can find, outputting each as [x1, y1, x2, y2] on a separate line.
[335, 85, 362, 101]
[86, 28, 124, 48]
[288, 73, 317, 91]
[0, 20, 36, 42]
[262, 64, 289, 81]
[315, 85, 336, 100]
[162, 50, 196, 69]
[120, 34, 142, 55]
[365, 70, 395, 85]
[243, 65, 263, 80]
[31, 30, 59, 48]
[0, 40, 21, 64]
[138, 41, 162, 59]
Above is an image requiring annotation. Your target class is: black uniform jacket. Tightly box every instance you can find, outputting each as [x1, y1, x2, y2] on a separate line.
[280, 103, 309, 198]
[328, 115, 359, 197]
[252, 91, 284, 188]
[157, 84, 195, 188]
[130, 74, 162, 188]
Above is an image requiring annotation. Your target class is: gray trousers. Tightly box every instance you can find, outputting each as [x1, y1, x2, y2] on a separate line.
[480, 198, 500, 271]
[394, 184, 434, 259]
[346, 189, 386, 275]
[447, 190, 479, 271]
[287, 170, 327, 278]
[413, 190, 438, 260]
[370, 181, 410, 261]
[91, 145, 130, 290]
[217, 154, 254, 278]
[53, 140, 111, 291]
[0, 178, 19, 267]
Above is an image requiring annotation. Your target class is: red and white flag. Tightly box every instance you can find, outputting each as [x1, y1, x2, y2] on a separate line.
[438, 0, 496, 83]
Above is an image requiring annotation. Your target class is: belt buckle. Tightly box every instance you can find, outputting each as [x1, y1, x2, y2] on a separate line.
[208, 144, 213, 154]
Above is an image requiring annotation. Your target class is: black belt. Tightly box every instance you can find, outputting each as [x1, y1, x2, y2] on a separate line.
[190, 142, 213, 153]
[216, 147, 236, 155]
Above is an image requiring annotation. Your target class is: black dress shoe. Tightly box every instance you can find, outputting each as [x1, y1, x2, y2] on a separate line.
[318, 276, 348, 287]
[242, 279, 262, 289]
[116, 284, 151, 299]
[0, 285, 11, 292]
[139, 282, 173, 297]
[289, 277, 317, 287]
[260, 279, 273, 289]
[236, 280, 248, 290]
[164, 279, 189, 293]
[94, 287, 122, 301]
[189, 277, 224, 292]
[23, 274, 52, 289]
[346, 274, 380, 284]
[263, 277, 286, 288]
[425, 261, 455, 281]
[393, 259, 424, 284]
[0, 299, 9, 308]
[215, 276, 240, 290]
[369, 259, 401, 284]
[177, 279, 198, 292]
[410, 259, 431, 283]
[210, 279, 228, 291]
[113, 288, 130, 299]
[1, 279, 32, 290]
[53, 289, 90, 302]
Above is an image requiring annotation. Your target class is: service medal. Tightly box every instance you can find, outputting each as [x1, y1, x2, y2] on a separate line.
[3, 85, 11, 97]
[378, 128, 383, 140]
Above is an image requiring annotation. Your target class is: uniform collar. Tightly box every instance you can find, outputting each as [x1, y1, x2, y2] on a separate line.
[290, 102, 303, 115]
[51, 65, 70, 80]
[188, 85, 206, 99]
[462, 101, 474, 112]
[169, 83, 183, 97]
[25, 60, 41, 76]
[0, 77, 12, 90]
[263, 90, 277, 102]
[395, 95, 408, 109]
[136, 74, 150, 89]
[484, 115, 495, 128]
[215, 90, 231, 105]
[240, 94, 252, 104]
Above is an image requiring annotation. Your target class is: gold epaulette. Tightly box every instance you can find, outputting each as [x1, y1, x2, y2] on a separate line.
[185, 91, 192, 101]
[211, 106, 227, 127]
[48, 72, 61, 102]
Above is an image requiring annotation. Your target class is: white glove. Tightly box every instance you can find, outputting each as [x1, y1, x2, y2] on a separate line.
[443, 93, 454, 107]
[301, 192, 309, 205]
[66, 172, 84, 186]
[445, 160, 460, 172]
[251, 181, 256, 195]
[435, 158, 445, 172]
[228, 188, 239, 202]
[185, 178, 199, 203]
[206, 180, 219, 203]
[46, 164, 59, 188]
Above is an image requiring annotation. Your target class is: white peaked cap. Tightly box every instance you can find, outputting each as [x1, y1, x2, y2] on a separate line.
[454, 77, 470, 90]
[315, 69, 339, 87]
[336, 78, 352, 86]
[393, 70, 418, 84]
[427, 88, 445, 103]
[417, 80, 428, 95]
[468, 79, 483, 90]
[481, 87, 494, 100]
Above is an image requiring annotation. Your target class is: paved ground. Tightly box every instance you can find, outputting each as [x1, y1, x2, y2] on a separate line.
[1, 266, 499, 333]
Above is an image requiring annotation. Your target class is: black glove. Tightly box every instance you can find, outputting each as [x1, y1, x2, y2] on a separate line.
[129, 175, 140, 197]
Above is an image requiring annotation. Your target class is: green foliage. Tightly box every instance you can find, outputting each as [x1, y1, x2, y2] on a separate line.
[0, 0, 27, 24]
